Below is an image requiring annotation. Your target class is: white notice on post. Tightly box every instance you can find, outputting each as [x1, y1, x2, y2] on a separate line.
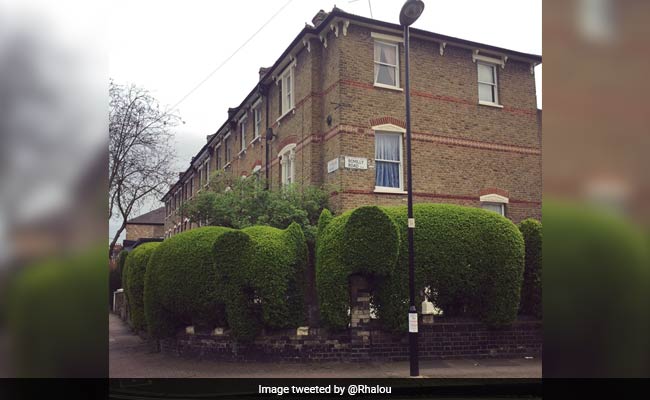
[409, 312, 418, 333]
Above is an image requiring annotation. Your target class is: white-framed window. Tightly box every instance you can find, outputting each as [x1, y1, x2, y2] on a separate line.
[279, 143, 296, 186]
[203, 161, 209, 186]
[278, 65, 294, 117]
[479, 193, 508, 217]
[225, 133, 232, 164]
[253, 105, 262, 139]
[477, 62, 499, 104]
[374, 41, 399, 88]
[239, 116, 247, 152]
[374, 131, 403, 191]
[481, 202, 505, 216]
[215, 144, 222, 169]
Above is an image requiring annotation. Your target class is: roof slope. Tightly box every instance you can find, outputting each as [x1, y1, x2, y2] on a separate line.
[126, 207, 165, 225]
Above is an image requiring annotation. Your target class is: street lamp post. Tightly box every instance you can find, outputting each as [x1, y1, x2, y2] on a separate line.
[399, 0, 424, 378]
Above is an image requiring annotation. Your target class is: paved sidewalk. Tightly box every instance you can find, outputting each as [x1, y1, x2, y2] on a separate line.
[109, 313, 541, 378]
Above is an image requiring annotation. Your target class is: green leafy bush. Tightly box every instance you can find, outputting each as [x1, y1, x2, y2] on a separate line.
[213, 223, 308, 341]
[123, 242, 160, 332]
[316, 206, 401, 330]
[518, 218, 542, 318]
[316, 204, 525, 330]
[543, 200, 649, 377]
[144, 227, 232, 339]
[5, 247, 107, 377]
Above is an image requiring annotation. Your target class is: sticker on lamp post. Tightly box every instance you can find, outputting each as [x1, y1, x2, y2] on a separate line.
[409, 312, 418, 333]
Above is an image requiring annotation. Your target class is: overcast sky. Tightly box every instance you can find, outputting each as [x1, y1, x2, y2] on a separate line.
[108, 0, 542, 240]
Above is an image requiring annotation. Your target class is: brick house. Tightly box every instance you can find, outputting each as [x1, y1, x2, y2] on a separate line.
[162, 7, 542, 238]
[125, 207, 165, 241]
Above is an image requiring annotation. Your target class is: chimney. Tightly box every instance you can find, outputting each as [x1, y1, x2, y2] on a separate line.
[259, 67, 270, 81]
[312, 10, 329, 27]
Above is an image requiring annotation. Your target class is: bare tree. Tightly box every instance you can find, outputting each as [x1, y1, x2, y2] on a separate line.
[109, 80, 178, 256]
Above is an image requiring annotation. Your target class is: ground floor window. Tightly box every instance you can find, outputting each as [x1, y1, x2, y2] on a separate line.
[279, 144, 296, 186]
[375, 131, 403, 190]
[481, 202, 505, 216]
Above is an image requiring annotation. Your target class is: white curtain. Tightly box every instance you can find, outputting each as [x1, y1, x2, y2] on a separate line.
[375, 133, 401, 188]
[374, 43, 397, 86]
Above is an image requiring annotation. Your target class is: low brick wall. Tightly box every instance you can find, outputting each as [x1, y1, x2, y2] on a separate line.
[159, 318, 542, 362]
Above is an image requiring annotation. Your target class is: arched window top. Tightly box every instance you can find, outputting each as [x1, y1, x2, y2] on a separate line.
[279, 143, 297, 156]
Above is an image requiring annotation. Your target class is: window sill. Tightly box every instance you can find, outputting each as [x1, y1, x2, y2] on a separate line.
[478, 101, 504, 109]
[276, 107, 295, 123]
[250, 136, 261, 146]
[374, 83, 403, 92]
[374, 187, 407, 195]
[238, 149, 246, 158]
[224, 162, 232, 169]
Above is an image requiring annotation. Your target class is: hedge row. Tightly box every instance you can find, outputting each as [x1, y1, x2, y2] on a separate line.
[144, 227, 232, 339]
[316, 204, 525, 330]
[518, 219, 542, 318]
[142, 225, 308, 341]
[213, 223, 308, 341]
[122, 242, 160, 332]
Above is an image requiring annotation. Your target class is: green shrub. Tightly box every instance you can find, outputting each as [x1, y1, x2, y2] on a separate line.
[144, 227, 232, 339]
[543, 200, 649, 376]
[213, 223, 308, 341]
[518, 219, 542, 318]
[6, 246, 107, 377]
[316, 206, 401, 330]
[316, 204, 525, 330]
[123, 242, 160, 332]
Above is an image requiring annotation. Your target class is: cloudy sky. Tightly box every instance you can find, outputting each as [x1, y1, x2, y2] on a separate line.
[108, 0, 542, 240]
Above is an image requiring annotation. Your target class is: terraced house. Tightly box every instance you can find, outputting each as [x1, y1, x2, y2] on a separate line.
[162, 7, 542, 238]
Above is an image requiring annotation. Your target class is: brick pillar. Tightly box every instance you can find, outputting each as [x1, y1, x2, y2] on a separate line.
[349, 275, 371, 361]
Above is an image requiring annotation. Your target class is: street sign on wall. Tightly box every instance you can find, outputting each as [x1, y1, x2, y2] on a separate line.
[344, 156, 368, 170]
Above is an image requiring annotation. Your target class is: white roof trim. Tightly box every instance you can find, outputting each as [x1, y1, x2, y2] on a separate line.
[480, 194, 509, 204]
[372, 123, 406, 133]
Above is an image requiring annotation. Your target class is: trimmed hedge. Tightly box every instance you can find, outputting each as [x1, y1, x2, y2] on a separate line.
[123, 242, 160, 332]
[213, 223, 308, 341]
[316, 204, 525, 330]
[518, 219, 542, 318]
[316, 206, 401, 330]
[144, 227, 232, 339]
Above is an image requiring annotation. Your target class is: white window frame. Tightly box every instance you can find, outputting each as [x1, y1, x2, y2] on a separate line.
[477, 61, 500, 106]
[373, 40, 400, 89]
[239, 115, 247, 153]
[278, 65, 295, 118]
[279, 143, 296, 186]
[374, 128, 405, 193]
[253, 104, 262, 140]
[479, 193, 509, 217]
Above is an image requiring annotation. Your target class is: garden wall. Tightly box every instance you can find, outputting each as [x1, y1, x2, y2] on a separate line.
[157, 290, 541, 362]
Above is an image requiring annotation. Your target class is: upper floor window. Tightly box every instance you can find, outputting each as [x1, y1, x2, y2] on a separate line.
[239, 116, 247, 152]
[279, 144, 296, 186]
[477, 62, 499, 105]
[278, 65, 294, 117]
[225, 134, 232, 164]
[203, 161, 209, 186]
[253, 105, 262, 140]
[374, 41, 399, 88]
[215, 144, 222, 169]
[375, 131, 403, 191]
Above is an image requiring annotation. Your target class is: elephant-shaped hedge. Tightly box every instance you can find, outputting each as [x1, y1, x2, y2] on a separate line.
[316, 204, 525, 330]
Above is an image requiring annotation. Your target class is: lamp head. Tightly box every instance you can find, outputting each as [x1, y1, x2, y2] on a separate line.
[399, 0, 425, 27]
